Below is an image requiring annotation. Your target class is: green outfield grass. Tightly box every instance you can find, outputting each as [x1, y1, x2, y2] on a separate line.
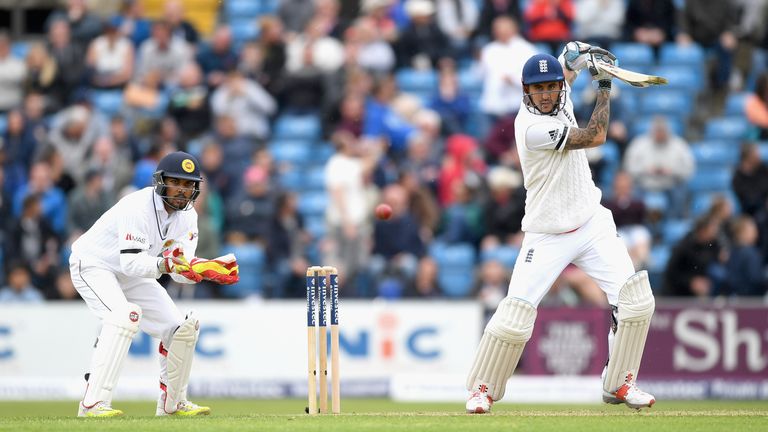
[0, 399, 765, 431]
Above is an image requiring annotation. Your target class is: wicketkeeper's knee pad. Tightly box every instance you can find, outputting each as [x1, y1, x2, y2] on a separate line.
[161, 311, 200, 413]
[603, 271, 655, 392]
[466, 297, 537, 401]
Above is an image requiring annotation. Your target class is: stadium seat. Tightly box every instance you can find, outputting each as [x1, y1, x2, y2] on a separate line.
[230, 19, 260, 44]
[662, 219, 692, 244]
[724, 92, 749, 116]
[431, 243, 476, 298]
[611, 43, 655, 67]
[602, 140, 620, 166]
[305, 165, 326, 191]
[639, 89, 694, 116]
[277, 168, 304, 190]
[758, 143, 768, 161]
[219, 243, 265, 298]
[687, 167, 732, 192]
[304, 215, 327, 239]
[89, 90, 124, 117]
[690, 141, 740, 167]
[704, 117, 751, 140]
[0, 114, 6, 135]
[457, 68, 482, 95]
[534, 42, 553, 56]
[650, 65, 703, 93]
[690, 191, 740, 217]
[630, 116, 684, 138]
[225, 0, 261, 19]
[648, 244, 671, 273]
[259, 0, 279, 14]
[659, 43, 705, 68]
[297, 191, 328, 217]
[273, 115, 322, 141]
[480, 245, 520, 269]
[643, 191, 668, 212]
[269, 140, 312, 166]
[395, 68, 438, 93]
[313, 142, 336, 164]
[11, 41, 29, 59]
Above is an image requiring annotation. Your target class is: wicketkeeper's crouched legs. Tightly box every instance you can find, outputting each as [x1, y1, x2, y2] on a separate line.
[157, 311, 209, 415]
[466, 297, 537, 400]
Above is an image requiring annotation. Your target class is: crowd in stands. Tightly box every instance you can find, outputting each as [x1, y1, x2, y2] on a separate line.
[0, 0, 767, 307]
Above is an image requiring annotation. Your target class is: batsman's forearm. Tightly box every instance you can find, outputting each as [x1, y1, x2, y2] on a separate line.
[563, 89, 610, 150]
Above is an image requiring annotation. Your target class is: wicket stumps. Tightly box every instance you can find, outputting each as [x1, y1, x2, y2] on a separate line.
[306, 266, 340, 414]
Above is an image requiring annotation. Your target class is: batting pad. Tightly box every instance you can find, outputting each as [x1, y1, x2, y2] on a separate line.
[83, 303, 142, 407]
[603, 271, 655, 393]
[163, 311, 200, 413]
[466, 297, 537, 400]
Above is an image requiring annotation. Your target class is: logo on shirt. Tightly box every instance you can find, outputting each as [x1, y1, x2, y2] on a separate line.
[539, 60, 548, 73]
[125, 233, 147, 244]
[548, 129, 559, 142]
[525, 248, 535, 263]
[188, 232, 198, 241]
[182, 159, 195, 173]
[129, 311, 139, 322]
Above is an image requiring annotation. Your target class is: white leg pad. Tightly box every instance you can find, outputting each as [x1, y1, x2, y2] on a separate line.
[466, 297, 537, 401]
[83, 303, 142, 407]
[162, 311, 200, 414]
[603, 271, 655, 393]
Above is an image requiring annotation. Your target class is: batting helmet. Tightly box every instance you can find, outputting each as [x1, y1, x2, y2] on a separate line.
[152, 151, 203, 211]
[521, 53, 566, 115]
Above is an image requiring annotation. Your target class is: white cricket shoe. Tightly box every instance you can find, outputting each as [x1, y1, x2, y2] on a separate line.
[602, 372, 656, 410]
[156, 392, 211, 416]
[77, 401, 124, 417]
[465, 385, 493, 414]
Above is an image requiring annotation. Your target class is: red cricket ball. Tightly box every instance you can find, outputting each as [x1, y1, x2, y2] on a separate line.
[375, 203, 393, 220]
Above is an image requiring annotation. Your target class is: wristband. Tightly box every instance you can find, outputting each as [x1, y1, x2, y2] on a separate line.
[598, 80, 612, 90]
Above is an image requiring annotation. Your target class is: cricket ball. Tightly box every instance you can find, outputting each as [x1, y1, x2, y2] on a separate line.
[375, 203, 393, 220]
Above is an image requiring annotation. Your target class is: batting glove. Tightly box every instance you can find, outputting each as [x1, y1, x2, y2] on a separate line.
[189, 254, 239, 285]
[559, 41, 592, 71]
[159, 247, 203, 282]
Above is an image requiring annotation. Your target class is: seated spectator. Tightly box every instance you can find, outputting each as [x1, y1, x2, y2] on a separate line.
[435, 0, 479, 57]
[199, 140, 237, 200]
[112, 0, 152, 47]
[473, 259, 509, 318]
[136, 20, 192, 86]
[252, 16, 287, 98]
[725, 215, 766, 296]
[545, 265, 609, 307]
[313, 0, 349, 40]
[1, 109, 39, 193]
[196, 25, 238, 88]
[162, 0, 199, 44]
[733, 143, 768, 216]
[211, 70, 276, 141]
[484, 114, 518, 167]
[87, 135, 132, 196]
[109, 115, 143, 162]
[279, 0, 316, 38]
[523, 0, 574, 53]
[123, 69, 169, 121]
[47, 105, 102, 182]
[396, 0, 451, 69]
[428, 64, 472, 136]
[224, 166, 278, 243]
[624, 0, 675, 54]
[473, 0, 521, 42]
[482, 166, 525, 246]
[12, 162, 68, 235]
[398, 169, 441, 240]
[574, 0, 625, 48]
[623, 116, 694, 218]
[7, 194, 61, 293]
[45, 0, 102, 47]
[346, 16, 396, 74]
[663, 216, 723, 297]
[334, 93, 366, 137]
[23, 43, 60, 109]
[85, 17, 134, 89]
[745, 73, 768, 140]
[67, 168, 112, 237]
[54, 269, 80, 300]
[0, 31, 27, 113]
[439, 181, 485, 245]
[0, 261, 44, 303]
[47, 19, 86, 107]
[404, 256, 441, 298]
[438, 134, 486, 206]
[602, 171, 651, 269]
[360, 0, 399, 44]
[168, 63, 211, 142]
[267, 191, 310, 298]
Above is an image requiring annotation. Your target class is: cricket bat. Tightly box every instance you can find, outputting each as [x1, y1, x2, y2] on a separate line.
[597, 62, 668, 88]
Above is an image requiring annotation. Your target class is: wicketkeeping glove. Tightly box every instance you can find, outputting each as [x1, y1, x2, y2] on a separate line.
[189, 253, 239, 285]
[159, 247, 203, 282]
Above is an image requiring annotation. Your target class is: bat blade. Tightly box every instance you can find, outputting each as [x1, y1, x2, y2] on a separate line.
[597, 62, 668, 88]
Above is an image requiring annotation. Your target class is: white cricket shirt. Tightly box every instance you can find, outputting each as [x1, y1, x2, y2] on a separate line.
[514, 87, 602, 233]
[71, 187, 199, 282]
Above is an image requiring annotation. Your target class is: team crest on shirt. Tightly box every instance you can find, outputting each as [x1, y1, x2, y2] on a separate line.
[188, 232, 198, 241]
[182, 159, 195, 173]
[163, 240, 174, 248]
[129, 311, 139, 322]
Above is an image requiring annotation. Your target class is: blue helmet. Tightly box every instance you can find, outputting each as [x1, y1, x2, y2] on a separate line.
[521, 53, 566, 115]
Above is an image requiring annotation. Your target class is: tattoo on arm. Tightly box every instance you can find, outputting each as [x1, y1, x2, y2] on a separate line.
[564, 89, 611, 150]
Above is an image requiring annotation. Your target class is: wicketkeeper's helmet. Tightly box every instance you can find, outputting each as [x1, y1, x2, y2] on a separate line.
[521, 53, 566, 116]
[152, 151, 203, 211]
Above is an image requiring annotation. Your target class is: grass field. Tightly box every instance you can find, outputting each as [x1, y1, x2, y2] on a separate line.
[0, 399, 765, 431]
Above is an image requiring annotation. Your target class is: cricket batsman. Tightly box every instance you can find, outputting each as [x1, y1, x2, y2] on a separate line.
[69, 151, 239, 417]
[465, 42, 656, 413]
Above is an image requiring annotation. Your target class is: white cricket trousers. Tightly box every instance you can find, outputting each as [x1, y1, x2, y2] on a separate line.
[69, 254, 184, 348]
[508, 205, 636, 307]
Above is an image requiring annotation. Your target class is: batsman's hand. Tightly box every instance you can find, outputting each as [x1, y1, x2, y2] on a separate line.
[587, 52, 612, 82]
[189, 253, 239, 285]
[159, 247, 203, 282]
[559, 41, 592, 71]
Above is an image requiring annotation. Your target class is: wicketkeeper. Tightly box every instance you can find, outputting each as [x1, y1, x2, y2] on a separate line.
[69, 151, 239, 417]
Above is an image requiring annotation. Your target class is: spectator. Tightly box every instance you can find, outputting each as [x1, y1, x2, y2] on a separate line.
[168, 63, 212, 142]
[253, 16, 287, 97]
[1, 110, 38, 193]
[478, 16, 536, 119]
[624, 0, 676, 53]
[46, 105, 102, 183]
[473, 1, 522, 42]
[38, 146, 77, 196]
[67, 168, 112, 236]
[267, 191, 310, 298]
[398, 169, 441, 240]
[47, 19, 86, 106]
[0, 32, 27, 113]
[109, 115, 143, 162]
[163, 0, 199, 44]
[623, 116, 694, 219]
[346, 16, 396, 74]
[22, 43, 60, 110]
[54, 270, 80, 301]
[199, 140, 236, 200]
[731, 0, 768, 90]
[439, 181, 485, 245]
[113, 0, 153, 47]
[211, 70, 277, 141]
[196, 25, 238, 88]
[401, 132, 441, 195]
[435, 0, 480, 57]
[224, 165, 277, 243]
[732, 143, 768, 216]
[87, 136, 134, 197]
[12, 162, 68, 236]
[473, 259, 509, 317]
[85, 17, 134, 89]
[438, 134, 486, 206]
[0, 166, 14, 252]
[404, 256, 441, 297]
[0, 261, 44, 303]
[396, 0, 451, 69]
[334, 93, 366, 137]
[725, 215, 766, 296]
[135, 20, 192, 86]
[663, 216, 722, 297]
[45, 0, 103, 48]
[574, 0, 625, 48]
[360, 0, 399, 43]
[313, 0, 348, 40]
[279, 0, 316, 37]
[428, 64, 472, 136]
[484, 114, 518, 166]
[745, 72, 768, 140]
[123, 69, 169, 122]
[482, 166, 525, 246]
[523, 0, 574, 52]
[602, 171, 651, 269]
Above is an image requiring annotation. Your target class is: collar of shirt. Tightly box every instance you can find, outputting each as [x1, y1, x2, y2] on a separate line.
[152, 189, 175, 235]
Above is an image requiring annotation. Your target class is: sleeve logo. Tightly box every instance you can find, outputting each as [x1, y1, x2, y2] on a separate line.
[548, 129, 559, 142]
[182, 159, 195, 173]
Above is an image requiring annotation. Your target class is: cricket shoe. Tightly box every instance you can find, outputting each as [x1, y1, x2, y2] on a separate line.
[602, 372, 655, 410]
[156, 392, 211, 416]
[77, 401, 124, 418]
[465, 385, 493, 414]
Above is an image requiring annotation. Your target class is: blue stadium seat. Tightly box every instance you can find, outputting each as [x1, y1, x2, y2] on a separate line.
[277, 168, 304, 190]
[663, 219, 692, 244]
[89, 90, 124, 116]
[230, 19, 260, 43]
[225, 0, 261, 19]
[219, 243, 265, 298]
[639, 89, 694, 116]
[305, 166, 326, 191]
[724, 92, 749, 116]
[690, 141, 740, 167]
[0, 114, 6, 135]
[11, 41, 29, 59]
[304, 215, 327, 239]
[659, 43, 705, 68]
[534, 42, 553, 56]
[643, 191, 669, 212]
[480, 246, 520, 269]
[395, 68, 438, 93]
[313, 142, 336, 163]
[648, 244, 671, 273]
[269, 140, 312, 166]
[704, 117, 751, 140]
[690, 191, 740, 217]
[611, 43, 655, 67]
[630, 116, 684, 138]
[259, 0, 279, 14]
[273, 115, 321, 141]
[758, 143, 768, 161]
[432, 243, 476, 298]
[650, 65, 703, 93]
[298, 191, 328, 217]
[602, 140, 620, 166]
[457, 68, 482, 94]
[687, 167, 732, 192]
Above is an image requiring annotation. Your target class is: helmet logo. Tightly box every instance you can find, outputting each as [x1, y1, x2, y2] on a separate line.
[181, 159, 195, 173]
[539, 60, 548, 73]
